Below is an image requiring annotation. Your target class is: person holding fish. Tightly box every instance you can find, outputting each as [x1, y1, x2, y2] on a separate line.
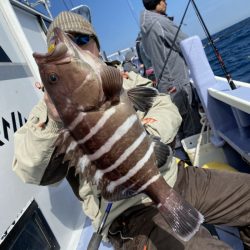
[13, 11, 250, 250]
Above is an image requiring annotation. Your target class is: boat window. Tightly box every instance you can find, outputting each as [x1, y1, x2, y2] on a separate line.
[13, 6, 48, 53]
[0, 11, 28, 63]
[0, 200, 60, 250]
[43, 19, 51, 29]
[0, 46, 11, 62]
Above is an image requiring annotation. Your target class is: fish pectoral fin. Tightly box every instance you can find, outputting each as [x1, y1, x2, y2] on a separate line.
[101, 66, 123, 105]
[150, 135, 172, 168]
[127, 87, 158, 112]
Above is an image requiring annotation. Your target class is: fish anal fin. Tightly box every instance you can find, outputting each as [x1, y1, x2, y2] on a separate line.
[150, 135, 172, 168]
[127, 86, 158, 112]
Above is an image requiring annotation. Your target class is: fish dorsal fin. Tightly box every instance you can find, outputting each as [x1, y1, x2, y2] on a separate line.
[127, 86, 158, 112]
[149, 135, 172, 168]
[54, 130, 92, 176]
[53, 129, 72, 158]
[100, 66, 123, 105]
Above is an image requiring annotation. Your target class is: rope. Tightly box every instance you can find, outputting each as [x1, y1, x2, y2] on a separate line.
[193, 111, 209, 166]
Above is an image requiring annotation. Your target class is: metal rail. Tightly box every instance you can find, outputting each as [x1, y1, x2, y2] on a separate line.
[10, 0, 53, 22]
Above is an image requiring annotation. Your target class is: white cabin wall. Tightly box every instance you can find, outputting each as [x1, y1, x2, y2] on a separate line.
[0, 1, 85, 249]
[14, 6, 48, 54]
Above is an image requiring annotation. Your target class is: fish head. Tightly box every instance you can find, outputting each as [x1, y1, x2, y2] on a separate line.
[33, 27, 105, 115]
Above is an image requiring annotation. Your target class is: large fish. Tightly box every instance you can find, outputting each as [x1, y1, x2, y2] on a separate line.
[33, 27, 203, 241]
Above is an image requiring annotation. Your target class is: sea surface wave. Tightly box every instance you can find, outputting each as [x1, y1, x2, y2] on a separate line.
[203, 17, 250, 83]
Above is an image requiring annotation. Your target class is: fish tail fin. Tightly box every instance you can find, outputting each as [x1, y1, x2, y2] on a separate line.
[157, 188, 204, 241]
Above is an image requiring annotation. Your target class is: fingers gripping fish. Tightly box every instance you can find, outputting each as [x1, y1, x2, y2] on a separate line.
[33, 27, 203, 241]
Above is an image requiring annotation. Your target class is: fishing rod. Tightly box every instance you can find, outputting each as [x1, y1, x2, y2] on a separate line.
[191, 0, 236, 90]
[87, 202, 113, 250]
[158, 0, 192, 85]
[126, 0, 139, 27]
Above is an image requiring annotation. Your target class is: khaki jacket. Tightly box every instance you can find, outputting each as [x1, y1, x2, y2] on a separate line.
[13, 71, 182, 239]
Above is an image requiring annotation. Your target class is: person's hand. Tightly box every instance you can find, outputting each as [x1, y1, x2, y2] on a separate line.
[35, 81, 44, 91]
[121, 71, 129, 79]
[167, 86, 177, 94]
[35, 82, 61, 122]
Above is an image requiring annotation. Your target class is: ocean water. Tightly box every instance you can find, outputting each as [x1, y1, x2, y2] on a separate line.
[203, 17, 250, 83]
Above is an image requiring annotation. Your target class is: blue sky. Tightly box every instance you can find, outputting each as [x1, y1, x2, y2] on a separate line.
[46, 0, 250, 55]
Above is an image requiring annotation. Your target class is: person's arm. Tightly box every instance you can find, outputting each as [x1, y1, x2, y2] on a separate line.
[12, 98, 64, 185]
[144, 22, 175, 92]
[12, 90, 97, 205]
[138, 93, 182, 144]
[122, 70, 153, 89]
[122, 72, 182, 143]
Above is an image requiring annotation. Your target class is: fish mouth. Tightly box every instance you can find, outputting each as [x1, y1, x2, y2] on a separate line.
[33, 27, 70, 63]
[52, 27, 66, 46]
[46, 28, 66, 53]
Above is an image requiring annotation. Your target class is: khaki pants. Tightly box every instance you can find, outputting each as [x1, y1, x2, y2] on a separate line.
[109, 166, 250, 249]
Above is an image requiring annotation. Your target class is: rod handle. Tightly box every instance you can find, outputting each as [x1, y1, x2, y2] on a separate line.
[87, 232, 103, 250]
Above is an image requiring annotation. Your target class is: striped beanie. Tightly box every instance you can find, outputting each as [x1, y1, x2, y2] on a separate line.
[47, 11, 100, 49]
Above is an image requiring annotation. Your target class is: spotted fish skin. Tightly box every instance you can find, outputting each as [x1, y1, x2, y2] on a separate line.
[33, 27, 203, 241]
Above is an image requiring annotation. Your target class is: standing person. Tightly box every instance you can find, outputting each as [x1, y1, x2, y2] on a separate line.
[12, 11, 250, 250]
[140, 0, 201, 140]
[135, 32, 157, 83]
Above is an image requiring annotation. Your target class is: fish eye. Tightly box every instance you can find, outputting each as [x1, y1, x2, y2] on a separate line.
[49, 73, 58, 83]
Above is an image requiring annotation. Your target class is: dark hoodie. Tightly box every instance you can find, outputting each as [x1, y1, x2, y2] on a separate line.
[140, 10, 190, 94]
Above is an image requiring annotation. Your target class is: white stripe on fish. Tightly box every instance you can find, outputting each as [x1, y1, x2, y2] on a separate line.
[106, 142, 155, 193]
[136, 173, 161, 194]
[77, 155, 90, 173]
[94, 131, 147, 183]
[88, 114, 138, 161]
[68, 112, 86, 131]
[77, 107, 116, 145]
[78, 49, 103, 80]
[62, 130, 70, 143]
[157, 203, 162, 208]
[66, 140, 78, 153]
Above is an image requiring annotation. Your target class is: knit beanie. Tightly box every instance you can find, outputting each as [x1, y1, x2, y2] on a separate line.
[47, 11, 100, 49]
[142, 0, 161, 10]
